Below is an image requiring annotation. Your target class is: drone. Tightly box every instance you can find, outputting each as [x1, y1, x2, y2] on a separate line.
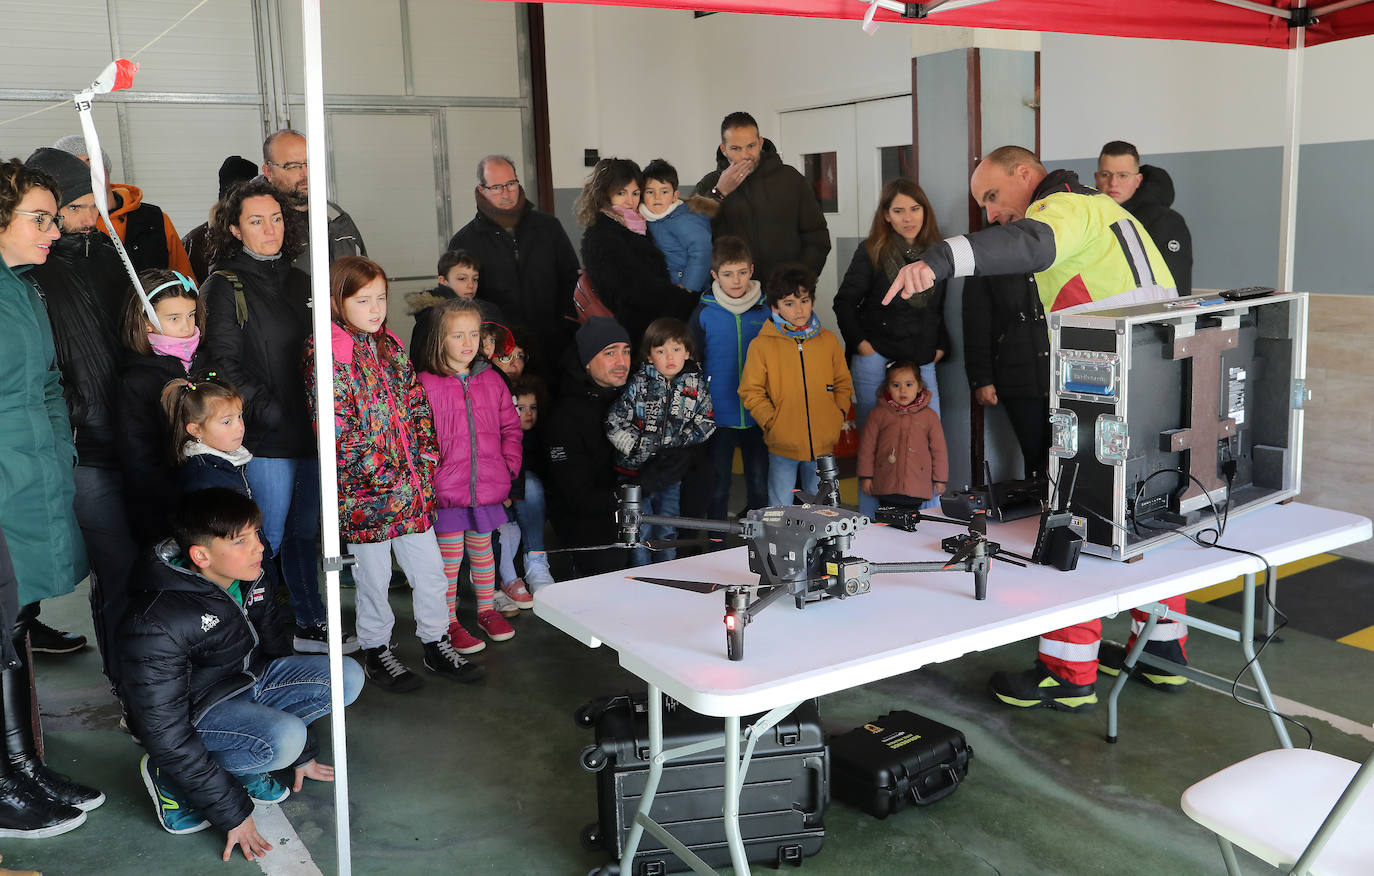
[570, 454, 1018, 661]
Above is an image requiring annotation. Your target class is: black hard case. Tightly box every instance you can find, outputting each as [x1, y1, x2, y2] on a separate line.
[576, 694, 828, 875]
[828, 710, 972, 819]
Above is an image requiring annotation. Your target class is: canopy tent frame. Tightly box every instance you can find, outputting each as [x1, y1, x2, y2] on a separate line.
[299, 1, 1374, 871]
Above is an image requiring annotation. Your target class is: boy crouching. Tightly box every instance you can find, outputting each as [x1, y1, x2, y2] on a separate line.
[118, 488, 363, 861]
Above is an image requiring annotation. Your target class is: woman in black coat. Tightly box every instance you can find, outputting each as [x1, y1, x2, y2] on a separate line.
[832, 178, 949, 517]
[199, 179, 332, 648]
[576, 158, 697, 347]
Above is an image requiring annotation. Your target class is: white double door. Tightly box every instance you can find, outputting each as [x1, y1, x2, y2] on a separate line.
[778, 95, 912, 334]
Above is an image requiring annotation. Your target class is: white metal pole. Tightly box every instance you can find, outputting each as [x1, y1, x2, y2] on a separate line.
[1277, 3, 1306, 292]
[300, 1, 352, 873]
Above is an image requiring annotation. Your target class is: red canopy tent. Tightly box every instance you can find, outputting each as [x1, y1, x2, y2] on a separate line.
[513, 0, 1374, 48]
[501, 0, 1374, 289]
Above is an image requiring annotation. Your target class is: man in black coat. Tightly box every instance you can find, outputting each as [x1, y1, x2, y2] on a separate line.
[1094, 141, 1193, 296]
[24, 147, 141, 679]
[544, 318, 631, 576]
[119, 489, 362, 858]
[693, 111, 831, 285]
[962, 273, 1050, 479]
[446, 155, 580, 370]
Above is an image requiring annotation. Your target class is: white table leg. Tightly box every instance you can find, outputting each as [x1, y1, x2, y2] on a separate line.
[722, 714, 748, 875]
[1239, 572, 1293, 749]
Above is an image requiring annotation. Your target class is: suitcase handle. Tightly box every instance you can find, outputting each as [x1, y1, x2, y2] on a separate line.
[906, 761, 962, 806]
[801, 754, 829, 818]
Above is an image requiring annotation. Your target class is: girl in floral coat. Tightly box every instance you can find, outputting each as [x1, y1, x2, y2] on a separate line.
[305, 257, 484, 693]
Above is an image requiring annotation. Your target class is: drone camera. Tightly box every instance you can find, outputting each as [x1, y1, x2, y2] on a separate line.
[828, 558, 872, 597]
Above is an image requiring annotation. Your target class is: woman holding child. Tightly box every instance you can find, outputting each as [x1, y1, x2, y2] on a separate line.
[577, 158, 698, 346]
[833, 179, 949, 515]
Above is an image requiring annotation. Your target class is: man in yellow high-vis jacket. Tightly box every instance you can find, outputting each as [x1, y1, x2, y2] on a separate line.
[886, 145, 1188, 713]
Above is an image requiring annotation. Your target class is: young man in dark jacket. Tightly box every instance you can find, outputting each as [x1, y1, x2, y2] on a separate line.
[693, 112, 831, 285]
[1095, 141, 1193, 296]
[118, 489, 362, 860]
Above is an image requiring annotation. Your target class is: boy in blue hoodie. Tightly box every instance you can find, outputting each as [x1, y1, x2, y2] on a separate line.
[688, 236, 770, 518]
[640, 158, 714, 294]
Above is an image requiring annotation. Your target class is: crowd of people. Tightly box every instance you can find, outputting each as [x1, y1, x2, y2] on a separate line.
[0, 107, 1194, 859]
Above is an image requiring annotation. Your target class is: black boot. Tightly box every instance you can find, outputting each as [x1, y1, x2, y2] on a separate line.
[1, 605, 103, 813]
[0, 769, 86, 839]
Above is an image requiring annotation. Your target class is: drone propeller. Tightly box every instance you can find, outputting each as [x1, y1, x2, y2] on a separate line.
[642, 536, 723, 552]
[629, 576, 728, 594]
[546, 542, 631, 554]
[969, 510, 988, 536]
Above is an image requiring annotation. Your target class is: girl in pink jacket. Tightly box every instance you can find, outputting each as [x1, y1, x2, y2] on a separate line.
[417, 298, 523, 647]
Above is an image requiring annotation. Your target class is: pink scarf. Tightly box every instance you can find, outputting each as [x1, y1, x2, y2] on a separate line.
[884, 387, 931, 414]
[607, 205, 647, 235]
[149, 328, 201, 372]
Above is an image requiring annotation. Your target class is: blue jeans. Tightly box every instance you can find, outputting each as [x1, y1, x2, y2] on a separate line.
[767, 454, 821, 508]
[245, 457, 324, 628]
[851, 352, 942, 515]
[196, 655, 363, 774]
[512, 471, 546, 554]
[707, 426, 769, 519]
[630, 483, 681, 567]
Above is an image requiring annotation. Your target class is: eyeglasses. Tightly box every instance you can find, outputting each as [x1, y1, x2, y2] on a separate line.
[1093, 171, 1137, 183]
[481, 179, 520, 194]
[13, 210, 61, 232]
[267, 160, 307, 172]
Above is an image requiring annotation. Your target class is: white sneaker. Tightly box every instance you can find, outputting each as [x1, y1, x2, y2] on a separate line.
[523, 552, 555, 592]
[492, 589, 520, 618]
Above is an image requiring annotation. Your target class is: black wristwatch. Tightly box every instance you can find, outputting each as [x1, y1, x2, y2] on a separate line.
[710, 186, 725, 201]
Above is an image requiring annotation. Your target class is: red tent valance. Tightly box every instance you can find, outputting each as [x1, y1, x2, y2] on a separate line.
[500, 0, 1374, 48]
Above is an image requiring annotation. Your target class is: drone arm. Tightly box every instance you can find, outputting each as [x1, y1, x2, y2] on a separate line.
[637, 513, 745, 536]
[745, 581, 792, 616]
[869, 561, 955, 575]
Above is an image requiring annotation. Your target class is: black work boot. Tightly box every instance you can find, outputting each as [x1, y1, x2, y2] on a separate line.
[989, 661, 1098, 712]
[1098, 641, 1188, 692]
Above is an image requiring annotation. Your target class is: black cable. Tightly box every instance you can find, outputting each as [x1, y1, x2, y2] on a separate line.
[1055, 463, 1313, 747]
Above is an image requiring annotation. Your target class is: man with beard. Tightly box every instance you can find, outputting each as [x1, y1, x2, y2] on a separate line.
[260, 129, 367, 273]
[54, 135, 195, 281]
[544, 317, 631, 576]
[446, 155, 580, 370]
[692, 111, 831, 285]
[23, 147, 139, 683]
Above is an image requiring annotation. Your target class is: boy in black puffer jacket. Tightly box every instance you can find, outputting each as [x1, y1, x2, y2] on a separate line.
[118, 489, 362, 861]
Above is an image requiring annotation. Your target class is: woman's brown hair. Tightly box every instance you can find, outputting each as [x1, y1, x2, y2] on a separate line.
[863, 178, 942, 269]
[159, 375, 243, 464]
[0, 158, 59, 231]
[573, 158, 643, 227]
[416, 297, 483, 376]
[120, 268, 203, 355]
[329, 255, 399, 365]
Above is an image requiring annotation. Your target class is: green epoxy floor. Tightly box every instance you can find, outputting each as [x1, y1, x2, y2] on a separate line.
[6, 567, 1374, 875]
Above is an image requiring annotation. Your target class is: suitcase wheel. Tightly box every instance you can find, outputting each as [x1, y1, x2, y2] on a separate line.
[579, 821, 603, 851]
[580, 743, 608, 773]
[574, 702, 598, 729]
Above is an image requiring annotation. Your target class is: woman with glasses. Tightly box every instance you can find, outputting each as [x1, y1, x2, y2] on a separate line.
[202, 178, 357, 656]
[0, 157, 104, 837]
[833, 178, 949, 517]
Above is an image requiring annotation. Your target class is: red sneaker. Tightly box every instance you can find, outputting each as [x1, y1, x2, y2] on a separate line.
[477, 610, 515, 642]
[501, 578, 535, 609]
[447, 622, 486, 655]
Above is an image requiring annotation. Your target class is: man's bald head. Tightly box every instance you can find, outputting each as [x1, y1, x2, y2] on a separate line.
[970, 145, 1047, 226]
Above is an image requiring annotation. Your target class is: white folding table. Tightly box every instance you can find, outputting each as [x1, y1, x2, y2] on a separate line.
[535, 502, 1370, 876]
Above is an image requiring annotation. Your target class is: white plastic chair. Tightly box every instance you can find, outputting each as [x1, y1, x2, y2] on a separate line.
[1180, 746, 1374, 875]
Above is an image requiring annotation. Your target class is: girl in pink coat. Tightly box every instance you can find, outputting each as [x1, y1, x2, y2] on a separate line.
[416, 298, 523, 648]
[857, 360, 948, 508]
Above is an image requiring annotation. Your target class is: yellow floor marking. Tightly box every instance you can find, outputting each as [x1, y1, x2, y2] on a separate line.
[1189, 553, 1339, 602]
[1338, 625, 1374, 652]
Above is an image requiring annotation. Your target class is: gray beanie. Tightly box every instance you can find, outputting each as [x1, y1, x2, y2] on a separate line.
[53, 134, 113, 178]
[576, 316, 630, 367]
[24, 147, 93, 208]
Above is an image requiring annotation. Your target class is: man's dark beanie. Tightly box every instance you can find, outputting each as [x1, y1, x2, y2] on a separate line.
[24, 147, 92, 208]
[576, 316, 630, 367]
[218, 155, 259, 199]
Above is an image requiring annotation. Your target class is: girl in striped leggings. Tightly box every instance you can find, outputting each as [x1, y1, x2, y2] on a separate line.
[416, 299, 523, 650]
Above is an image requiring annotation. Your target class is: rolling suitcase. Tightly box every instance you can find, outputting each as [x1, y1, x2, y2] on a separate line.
[576, 694, 827, 874]
[828, 710, 972, 819]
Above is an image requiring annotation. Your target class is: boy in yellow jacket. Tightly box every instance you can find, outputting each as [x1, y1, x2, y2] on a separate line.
[739, 264, 852, 507]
